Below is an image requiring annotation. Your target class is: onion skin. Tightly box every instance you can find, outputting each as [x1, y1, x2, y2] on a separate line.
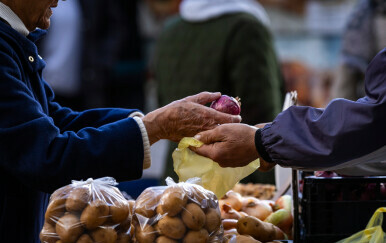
[242, 199, 273, 221]
[221, 203, 242, 220]
[221, 190, 243, 211]
[210, 95, 241, 115]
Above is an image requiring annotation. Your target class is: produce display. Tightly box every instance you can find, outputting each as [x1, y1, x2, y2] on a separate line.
[232, 183, 276, 200]
[220, 190, 293, 242]
[132, 178, 222, 243]
[40, 177, 134, 243]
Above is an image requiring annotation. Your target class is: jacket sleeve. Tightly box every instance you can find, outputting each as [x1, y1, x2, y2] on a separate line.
[0, 50, 144, 193]
[257, 48, 386, 171]
[225, 17, 284, 124]
[43, 81, 142, 132]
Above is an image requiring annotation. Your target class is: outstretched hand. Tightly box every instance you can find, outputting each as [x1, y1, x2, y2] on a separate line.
[142, 92, 242, 144]
[191, 123, 259, 167]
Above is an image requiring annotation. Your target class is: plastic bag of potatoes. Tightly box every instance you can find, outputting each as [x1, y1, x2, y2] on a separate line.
[40, 177, 135, 243]
[133, 177, 223, 243]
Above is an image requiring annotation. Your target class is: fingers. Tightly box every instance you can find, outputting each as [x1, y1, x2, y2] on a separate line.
[190, 144, 214, 159]
[184, 92, 221, 105]
[194, 128, 222, 144]
[205, 106, 242, 124]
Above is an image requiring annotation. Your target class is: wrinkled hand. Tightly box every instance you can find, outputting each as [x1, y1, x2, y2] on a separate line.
[142, 92, 242, 144]
[191, 123, 259, 167]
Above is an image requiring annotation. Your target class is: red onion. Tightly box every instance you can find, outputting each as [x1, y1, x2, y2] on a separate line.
[210, 95, 241, 115]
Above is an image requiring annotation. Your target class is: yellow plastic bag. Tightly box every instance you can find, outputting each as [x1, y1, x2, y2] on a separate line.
[336, 207, 386, 243]
[173, 137, 260, 198]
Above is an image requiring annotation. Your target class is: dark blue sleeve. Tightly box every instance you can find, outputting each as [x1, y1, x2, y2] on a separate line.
[0, 50, 144, 193]
[40, 79, 142, 132]
[259, 48, 386, 170]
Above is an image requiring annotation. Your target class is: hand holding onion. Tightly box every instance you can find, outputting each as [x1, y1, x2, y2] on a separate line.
[210, 95, 241, 115]
[142, 92, 241, 144]
[192, 94, 277, 169]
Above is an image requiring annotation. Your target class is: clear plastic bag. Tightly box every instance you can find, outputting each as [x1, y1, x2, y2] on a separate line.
[40, 177, 134, 243]
[336, 207, 386, 243]
[173, 137, 260, 198]
[133, 177, 223, 243]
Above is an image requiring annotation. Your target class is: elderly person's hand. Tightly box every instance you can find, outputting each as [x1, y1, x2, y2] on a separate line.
[191, 123, 276, 171]
[142, 92, 242, 144]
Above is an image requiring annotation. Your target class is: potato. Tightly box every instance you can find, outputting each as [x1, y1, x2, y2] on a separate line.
[45, 198, 67, 225]
[204, 208, 221, 232]
[90, 227, 118, 243]
[128, 200, 135, 216]
[222, 219, 238, 230]
[160, 186, 188, 217]
[135, 188, 162, 218]
[235, 235, 261, 243]
[117, 218, 132, 233]
[182, 229, 209, 243]
[188, 185, 207, 205]
[76, 234, 93, 243]
[135, 224, 156, 243]
[66, 187, 90, 212]
[40, 223, 59, 243]
[157, 216, 186, 240]
[156, 236, 178, 243]
[117, 233, 132, 243]
[55, 213, 84, 243]
[80, 199, 109, 230]
[51, 185, 73, 201]
[181, 203, 206, 230]
[237, 216, 285, 242]
[110, 201, 130, 224]
[129, 224, 135, 238]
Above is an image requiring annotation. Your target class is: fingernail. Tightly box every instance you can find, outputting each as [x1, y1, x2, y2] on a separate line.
[233, 115, 242, 122]
[194, 134, 201, 140]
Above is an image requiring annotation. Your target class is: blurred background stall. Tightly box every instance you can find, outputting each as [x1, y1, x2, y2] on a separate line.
[37, 0, 386, 198]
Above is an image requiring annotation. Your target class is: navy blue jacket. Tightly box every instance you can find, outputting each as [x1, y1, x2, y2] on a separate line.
[257, 48, 386, 173]
[0, 22, 145, 242]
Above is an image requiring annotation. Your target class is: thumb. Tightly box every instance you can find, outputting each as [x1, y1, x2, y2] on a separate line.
[185, 92, 221, 105]
[194, 128, 221, 144]
[190, 143, 215, 159]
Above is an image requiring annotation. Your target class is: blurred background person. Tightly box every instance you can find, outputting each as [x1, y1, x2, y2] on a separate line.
[38, 0, 83, 110]
[153, 0, 285, 185]
[80, 0, 146, 110]
[331, 0, 386, 101]
[39, 0, 147, 111]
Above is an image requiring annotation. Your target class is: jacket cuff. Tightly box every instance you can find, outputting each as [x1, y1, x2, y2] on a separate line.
[129, 111, 144, 118]
[132, 116, 151, 169]
[255, 128, 273, 163]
